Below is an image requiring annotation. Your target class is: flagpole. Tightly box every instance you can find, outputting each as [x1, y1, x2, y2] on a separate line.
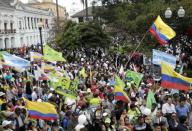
[125, 30, 149, 68]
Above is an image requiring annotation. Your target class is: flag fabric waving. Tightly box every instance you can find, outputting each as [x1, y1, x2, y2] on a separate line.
[125, 70, 143, 88]
[149, 16, 176, 45]
[30, 52, 42, 62]
[114, 86, 129, 103]
[2, 52, 30, 72]
[146, 90, 156, 109]
[24, 98, 58, 121]
[43, 45, 66, 62]
[79, 67, 87, 78]
[161, 62, 192, 91]
[50, 71, 71, 90]
[115, 75, 125, 89]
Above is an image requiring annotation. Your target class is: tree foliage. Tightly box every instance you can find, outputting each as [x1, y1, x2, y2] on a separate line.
[95, 0, 192, 54]
[55, 21, 110, 50]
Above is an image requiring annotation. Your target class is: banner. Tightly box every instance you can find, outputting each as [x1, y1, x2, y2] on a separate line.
[42, 63, 55, 73]
[161, 62, 192, 91]
[30, 52, 42, 62]
[51, 71, 71, 90]
[3, 52, 30, 72]
[146, 90, 156, 109]
[125, 70, 143, 88]
[149, 16, 176, 45]
[24, 98, 58, 120]
[79, 67, 87, 78]
[69, 77, 78, 95]
[54, 87, 76, 99]
[152, 49, 176, 68]
[35, 66, 49, 81]
[43, 45, 66, 62]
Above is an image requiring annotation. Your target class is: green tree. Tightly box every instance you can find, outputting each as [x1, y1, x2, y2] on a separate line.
[56, 21, 110, 50]
[95, 0, 192, 55]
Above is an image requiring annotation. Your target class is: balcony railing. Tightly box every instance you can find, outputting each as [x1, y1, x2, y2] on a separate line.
[0, 29, 16, 34]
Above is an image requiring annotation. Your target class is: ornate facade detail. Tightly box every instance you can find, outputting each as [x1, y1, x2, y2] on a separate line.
[0, 0, 54, 49]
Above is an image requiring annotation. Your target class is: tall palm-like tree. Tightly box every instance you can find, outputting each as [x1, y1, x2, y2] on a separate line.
[81, 0, 85, 9]
[56, 0, 59, 28]
[81, 0, 88, 21]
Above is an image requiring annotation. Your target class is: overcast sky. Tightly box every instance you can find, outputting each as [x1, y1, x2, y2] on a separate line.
[20, 0, 98, 16]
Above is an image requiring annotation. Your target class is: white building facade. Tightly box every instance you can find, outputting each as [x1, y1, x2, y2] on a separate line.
[0, 0, 54, 49]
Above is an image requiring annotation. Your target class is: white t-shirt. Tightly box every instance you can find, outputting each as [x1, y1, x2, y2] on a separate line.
[32, 92, 38, 101]
[162, 103, 176, 114]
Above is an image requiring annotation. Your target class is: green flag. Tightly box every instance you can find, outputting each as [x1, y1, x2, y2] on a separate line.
[146, 90, 156, 109]
[69, 77, 78, 94]
[125, 70, 143, 88]
[43, 45, 66, 62]
[79, 67, 87, 78]
[115, 75, 125, 88]
[50, 71, 71, 90]
[54, 87, 77, 99]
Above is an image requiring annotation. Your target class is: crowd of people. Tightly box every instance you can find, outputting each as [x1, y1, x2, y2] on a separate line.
[0, 45, 192, 131]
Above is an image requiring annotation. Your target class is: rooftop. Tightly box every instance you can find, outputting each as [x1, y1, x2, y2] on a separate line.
[71, 6, 99, 18]
[0, 0, 15, 9]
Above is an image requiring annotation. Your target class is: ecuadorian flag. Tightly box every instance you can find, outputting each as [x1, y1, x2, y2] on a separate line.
[114, 86, 129, 103]
[149, 16, 176, 45]
[161, 62, 192, 91]
[24, 98, 58, 121]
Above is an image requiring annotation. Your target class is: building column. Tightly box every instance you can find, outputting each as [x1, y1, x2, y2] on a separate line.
[26, 17, 28, 30]
[28, 17, 30, 29]
[6, 21, 10, 30]
[26, 36, 29, 47]
[34, 18, 36, 29]
[22, 18, 25, 30]
[24, 17, 26, 29]
[11, 37, 15, 48]
[0, 20, 2, 30]
[31, 18, 33, 29]
[4, 38, 10, 49]
[0, 38, 4, 49]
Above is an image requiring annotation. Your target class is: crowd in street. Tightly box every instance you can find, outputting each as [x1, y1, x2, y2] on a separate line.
[0, 46, 192, 131]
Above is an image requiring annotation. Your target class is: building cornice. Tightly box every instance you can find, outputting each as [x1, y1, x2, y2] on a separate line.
[29, 2, 66, 10]
[15, 2, 54, 16]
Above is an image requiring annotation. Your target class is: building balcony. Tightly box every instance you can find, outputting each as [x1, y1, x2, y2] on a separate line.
[0, 29, 16, 34]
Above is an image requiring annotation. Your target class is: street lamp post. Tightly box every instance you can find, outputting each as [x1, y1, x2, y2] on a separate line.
[164, 6, 185, 55]
[38, 22, 43, 55]
[165, 6, 185, 18]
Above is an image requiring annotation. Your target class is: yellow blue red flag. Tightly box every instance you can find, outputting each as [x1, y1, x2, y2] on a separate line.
[114, 86, 129, 103]
[149, 16, 176, 45]
[24, 98, 58, 121]
[161, 62, 192, 91]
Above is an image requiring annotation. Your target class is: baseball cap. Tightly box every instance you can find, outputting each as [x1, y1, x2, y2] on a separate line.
[87, 88, 91, 93]
[2, 120, 12, 127]
[0, 92, 5, 97]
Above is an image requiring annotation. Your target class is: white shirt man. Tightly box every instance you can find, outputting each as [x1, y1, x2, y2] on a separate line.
[32, 89, 38, 101]
[162, 98, 176, 115]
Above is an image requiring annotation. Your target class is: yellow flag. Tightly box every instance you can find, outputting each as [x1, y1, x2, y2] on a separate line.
[79, 67, 87, 78]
